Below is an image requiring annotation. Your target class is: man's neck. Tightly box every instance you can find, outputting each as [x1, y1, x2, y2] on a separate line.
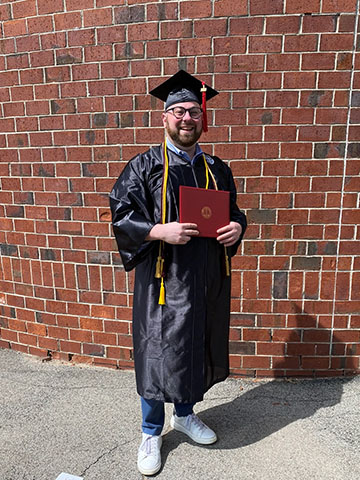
[166, 135, 197, 160]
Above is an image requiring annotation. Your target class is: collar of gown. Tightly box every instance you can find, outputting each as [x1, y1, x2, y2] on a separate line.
[165, 138, 214, 165]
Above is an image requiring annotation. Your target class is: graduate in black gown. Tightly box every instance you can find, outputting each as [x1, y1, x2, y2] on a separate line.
[110, 70, 247, 476]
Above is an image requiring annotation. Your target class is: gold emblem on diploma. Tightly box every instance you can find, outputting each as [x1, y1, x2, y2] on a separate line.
[201, 206, 212, 219]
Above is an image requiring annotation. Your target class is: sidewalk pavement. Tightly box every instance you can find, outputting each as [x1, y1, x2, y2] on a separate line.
[0, 348, 359, 480]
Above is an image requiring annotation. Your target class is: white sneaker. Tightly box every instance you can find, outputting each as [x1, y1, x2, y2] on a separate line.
[137, 433, 162, 476]
[170, 413, 217, 445]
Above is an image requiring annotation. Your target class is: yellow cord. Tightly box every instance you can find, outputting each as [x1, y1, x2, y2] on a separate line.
[203, 154, 230, 276]
[156, 138, 170, 304]
[162, 138, 169, 224]
[202, 154, 218, 191]
[203, 154, 209, 189]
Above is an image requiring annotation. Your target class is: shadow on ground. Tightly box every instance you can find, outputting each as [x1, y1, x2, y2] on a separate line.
[159, 376, 350, 472]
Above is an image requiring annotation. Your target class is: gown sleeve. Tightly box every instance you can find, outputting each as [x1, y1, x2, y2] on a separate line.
[109, 154, 157, 271]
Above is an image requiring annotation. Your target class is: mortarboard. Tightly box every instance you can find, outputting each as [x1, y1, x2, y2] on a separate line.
[149, 70, 218, 132]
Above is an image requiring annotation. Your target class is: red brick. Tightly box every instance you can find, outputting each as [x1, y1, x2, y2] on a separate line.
[267, 54, 300, 71]
[0, 4, 12, 21]
[146, 2, 178, 22]
[243, 356, 271, 368]
[266, 16, 300, 33]
[67, 0, 94, 10]
[322, 0, 357, 13]
[7, 53, 29, 70]
[213, 0, 247, 15]
[284, 34, 318, 52]
[250, 73, 281, 90]
[302, 14, 337, 32]
[298, 126, 330, 141]
[230, 17, 264, 35]
[131, 60, 161, 78]
[317, 108, 348, 125]
[3, 19, 27, 37]
[320, 34, 354, 52]
[250, 36, 282, 53]
[318, 72, 351, 89]
[265, 126, 297, 141]
[60, 341, 81, 354]
[284, 72, 316, 89]
[68, 29, 96, 47]
[232, 54, 264, 72]
[0, 118, 15, 132]
[20, 68, 43, 85]
[15, 38, 39, 59]
[61, 82, 86, 98]
[40, 32, 66, 50]
[97, 25, 126, 44]
[0, 71, 19, 88]
[83, 8, 112, 27]
[38, 0, 64, 14]
[35, 84, 59, 100]
[54, 12, 82, 31]
[27, 15, 53, 34]
[84, 45, 112, 62]
[193, 19, 227, 38]
[302, 53, 336, 70]
[72, 64, 100, 81]
[180, 0, 212, 18]
[339, 14, 356, 32]
[129, 22, 159, 42]
[231, 126, 262, 142]
[286, 0, 320, 13]
[115, 42, 144, 60]
[250, 0, 284, 15]
[143, 40, 176, 59]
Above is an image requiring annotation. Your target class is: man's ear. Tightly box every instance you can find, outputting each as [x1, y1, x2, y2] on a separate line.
[161, 112, 167, 127]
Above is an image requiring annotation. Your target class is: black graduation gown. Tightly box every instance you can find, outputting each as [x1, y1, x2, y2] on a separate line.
[109, 145, 247, 403]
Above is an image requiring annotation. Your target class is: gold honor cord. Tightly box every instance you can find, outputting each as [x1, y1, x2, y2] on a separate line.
[202, 155, 230, 277]
[155, 138, 169, 305]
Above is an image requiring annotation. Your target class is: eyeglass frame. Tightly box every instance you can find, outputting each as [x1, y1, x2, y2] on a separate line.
[165, 106, 203, 120]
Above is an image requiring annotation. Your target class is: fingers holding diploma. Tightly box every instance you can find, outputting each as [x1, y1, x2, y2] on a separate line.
[216, 221, 243, 247]
[146, 222, 199, 245]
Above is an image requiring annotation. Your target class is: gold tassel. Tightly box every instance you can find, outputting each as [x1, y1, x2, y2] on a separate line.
[224, 247, 230, 276]
[158, 278, 165, 305]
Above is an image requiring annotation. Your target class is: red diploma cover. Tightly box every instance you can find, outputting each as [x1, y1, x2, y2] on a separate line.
[179, 186, 230, 237]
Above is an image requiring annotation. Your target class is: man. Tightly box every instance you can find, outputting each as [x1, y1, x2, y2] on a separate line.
[110, 70, 247, 475]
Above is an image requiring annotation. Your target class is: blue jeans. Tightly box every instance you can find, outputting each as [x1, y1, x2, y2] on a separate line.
[141, 397, 195, 435]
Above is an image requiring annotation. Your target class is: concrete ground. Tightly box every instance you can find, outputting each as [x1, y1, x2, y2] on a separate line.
[0, 348, 359, 480]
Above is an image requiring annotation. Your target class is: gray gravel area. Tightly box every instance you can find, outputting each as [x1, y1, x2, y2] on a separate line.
[0, 348, 359, 480]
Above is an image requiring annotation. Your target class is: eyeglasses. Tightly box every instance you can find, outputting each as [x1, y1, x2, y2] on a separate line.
[165, 106, 203, 119]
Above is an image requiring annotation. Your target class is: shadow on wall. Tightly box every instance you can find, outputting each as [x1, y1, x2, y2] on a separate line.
[270, 304, 359, 375]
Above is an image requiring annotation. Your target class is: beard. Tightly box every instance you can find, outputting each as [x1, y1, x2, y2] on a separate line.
[165, 118, 202, 148]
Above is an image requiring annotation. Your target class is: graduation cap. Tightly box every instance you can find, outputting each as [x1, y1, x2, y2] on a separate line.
[149, 70, 218, 132]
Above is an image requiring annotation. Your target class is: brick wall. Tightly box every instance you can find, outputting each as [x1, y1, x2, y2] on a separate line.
[0, 0, 359, 377]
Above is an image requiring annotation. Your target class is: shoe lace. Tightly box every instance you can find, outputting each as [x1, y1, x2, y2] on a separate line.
[187, 413, 206, 432]
[144, 435, 159, 455]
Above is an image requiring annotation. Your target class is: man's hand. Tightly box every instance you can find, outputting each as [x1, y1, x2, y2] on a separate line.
[146, 222, 199, 245]
[216, 221, 242, 247]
